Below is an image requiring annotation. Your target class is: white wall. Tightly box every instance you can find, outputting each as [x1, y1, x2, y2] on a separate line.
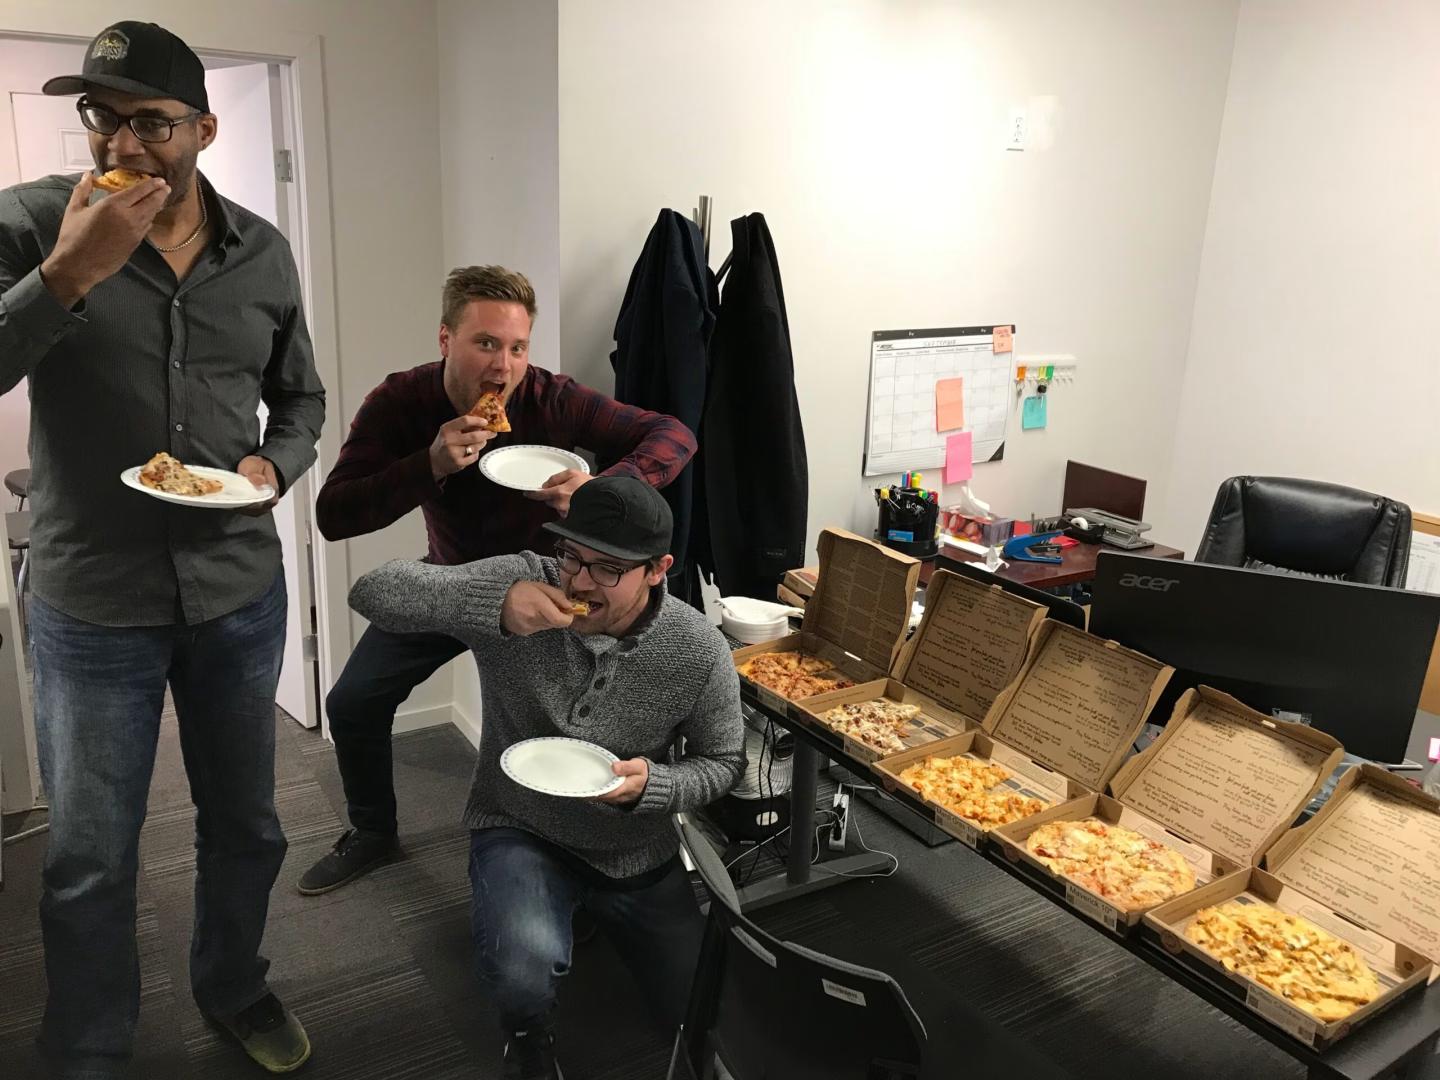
[1159, 0, 1440, 548]
[558, 0, 1239, 565]
[0, 2, 449, 716]
[436, 0, 560, 740]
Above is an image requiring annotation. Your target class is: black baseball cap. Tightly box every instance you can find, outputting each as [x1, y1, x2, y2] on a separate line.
[544, 476, 673, 563]
[43, 22, 209, 113]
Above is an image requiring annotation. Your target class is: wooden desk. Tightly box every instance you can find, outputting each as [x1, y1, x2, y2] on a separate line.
[920, 539, 1185, 590]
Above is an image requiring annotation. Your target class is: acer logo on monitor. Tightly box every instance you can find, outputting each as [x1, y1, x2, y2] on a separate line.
[1117, 573, 1179, 592]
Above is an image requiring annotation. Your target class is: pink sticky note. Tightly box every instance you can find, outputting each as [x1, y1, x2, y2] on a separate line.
[945, 431, 973, 484]
[993, 325, 1013, 353]
[934, 377, 965, 431]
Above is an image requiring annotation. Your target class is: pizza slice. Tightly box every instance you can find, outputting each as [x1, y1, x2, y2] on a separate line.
[569, 600, 591, 617]
[467, 390, 511, 433]
[95, 168, 151, 193]
[137, 452, 224, 496]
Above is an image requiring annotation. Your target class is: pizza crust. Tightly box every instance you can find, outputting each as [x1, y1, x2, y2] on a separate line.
[95, 168, 150, 192]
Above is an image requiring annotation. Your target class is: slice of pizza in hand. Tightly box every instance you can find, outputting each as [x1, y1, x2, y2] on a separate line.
[137, 452, 224, 496]
[94, 168, 151, 193]
[467, 390, 512, 433]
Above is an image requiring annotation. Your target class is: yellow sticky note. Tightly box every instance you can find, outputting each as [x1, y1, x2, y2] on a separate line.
[934, 377, 965, 431]
[993, 325, 1013, 353]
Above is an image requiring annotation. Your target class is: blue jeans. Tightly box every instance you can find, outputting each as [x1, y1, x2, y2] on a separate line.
[29, 574, 289, 1078]
[468, 827, 704, 1038]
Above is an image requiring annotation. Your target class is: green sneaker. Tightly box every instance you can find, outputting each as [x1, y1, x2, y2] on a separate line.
[211, 992, 311, 1073]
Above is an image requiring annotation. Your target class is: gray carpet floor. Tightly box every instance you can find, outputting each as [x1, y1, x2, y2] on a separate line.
[0, 706, 1329, 1079]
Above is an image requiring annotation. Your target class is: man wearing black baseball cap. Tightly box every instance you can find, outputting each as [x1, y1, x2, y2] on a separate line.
[348, 475, 744, 1080]
[1, 20, 322, 1078]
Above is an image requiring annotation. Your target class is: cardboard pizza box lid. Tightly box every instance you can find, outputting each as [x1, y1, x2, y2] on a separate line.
[892, 569, 1047, 723]
[981, 620, 1174, 793]
[802, 528, 921, 675]
[1264, 763, 1440, 965]
[1108, 687, 1344, 870]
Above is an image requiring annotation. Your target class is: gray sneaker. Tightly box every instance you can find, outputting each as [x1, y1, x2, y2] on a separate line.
[210, 992, 311, 1073]
[297, 828, 398, 895]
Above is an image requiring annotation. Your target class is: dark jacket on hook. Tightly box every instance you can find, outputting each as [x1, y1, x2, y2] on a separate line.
[694, 213, 809, 600]
[608, 209, 716, 606]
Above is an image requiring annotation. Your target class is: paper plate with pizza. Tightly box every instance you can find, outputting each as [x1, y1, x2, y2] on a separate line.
[122, 452, 275, 509]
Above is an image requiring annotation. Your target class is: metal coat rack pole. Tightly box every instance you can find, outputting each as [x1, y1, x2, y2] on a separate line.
[694, 195, 712, 261]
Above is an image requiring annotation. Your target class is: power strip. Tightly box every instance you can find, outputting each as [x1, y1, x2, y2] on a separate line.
[828, 787, 851, 852]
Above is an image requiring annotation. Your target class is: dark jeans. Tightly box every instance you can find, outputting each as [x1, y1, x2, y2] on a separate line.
[468, 828, 704, 1038]
[325, 624, 466, 835]
[28, 574, 288, 1078]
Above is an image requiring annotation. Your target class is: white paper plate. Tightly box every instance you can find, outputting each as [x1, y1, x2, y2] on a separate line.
[480, 445, 590, 492]
[500, 736, 623, 798]
[121, 465, 275, 509]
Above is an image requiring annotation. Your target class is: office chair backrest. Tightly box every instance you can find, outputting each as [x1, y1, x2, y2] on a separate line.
[678, 817, 740, 914]
[1195, 476, 1412, 587]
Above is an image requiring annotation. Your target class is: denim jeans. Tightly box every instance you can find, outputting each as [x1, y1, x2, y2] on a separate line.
[29, 573, 289, 1077]
[325, 624, 465, 835]
[468, 827, 704, 1038]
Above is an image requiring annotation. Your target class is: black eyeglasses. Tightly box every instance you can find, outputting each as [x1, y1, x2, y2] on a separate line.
[554, 545, 644, 588]
[77, 98, 201, 144]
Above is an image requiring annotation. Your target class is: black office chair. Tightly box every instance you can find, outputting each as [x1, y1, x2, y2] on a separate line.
[1195, 476, 1411, 587]
[671, 817, 927, 1080]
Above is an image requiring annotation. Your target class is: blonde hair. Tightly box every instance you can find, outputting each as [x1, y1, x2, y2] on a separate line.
[441, 265, 537, 328]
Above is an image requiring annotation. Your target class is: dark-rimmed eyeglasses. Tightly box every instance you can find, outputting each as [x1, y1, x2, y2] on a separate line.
[554, 545, 644, 589]
[77, 98, 201, 144]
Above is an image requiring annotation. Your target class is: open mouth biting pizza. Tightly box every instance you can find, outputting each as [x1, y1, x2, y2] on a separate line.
[468, 390, 511, 433]
[1026, 818, 1197, 912]
[898, 754, 1047, 829]
[95, 168, 151, 192]
[737, 652, 855, 701]
[137, 452, 224, 497]
[1184, 902, 1382, 1023]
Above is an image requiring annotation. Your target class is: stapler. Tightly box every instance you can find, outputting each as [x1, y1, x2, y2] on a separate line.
[1002, 530, 1064, 564]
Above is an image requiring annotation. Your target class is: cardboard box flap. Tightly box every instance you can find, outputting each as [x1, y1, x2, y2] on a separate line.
[893, 570, 1045, 721]
[1109, 687, 1344, 869]
[803, 528, 920, 673]
[1267, 764, 1440, 965]
[983, 621, 1173, 792]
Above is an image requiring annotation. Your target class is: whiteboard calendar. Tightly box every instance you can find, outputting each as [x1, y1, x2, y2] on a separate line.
[863, 326, 1012, 477]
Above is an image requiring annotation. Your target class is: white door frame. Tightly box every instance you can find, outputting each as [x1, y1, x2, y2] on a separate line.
[0, 22, 351, 741]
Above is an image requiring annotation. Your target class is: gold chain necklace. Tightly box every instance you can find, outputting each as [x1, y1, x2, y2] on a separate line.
[152, 179, 208, 253]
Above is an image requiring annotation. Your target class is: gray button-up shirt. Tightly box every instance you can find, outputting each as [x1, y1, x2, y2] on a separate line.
[0, 173, 325, 626]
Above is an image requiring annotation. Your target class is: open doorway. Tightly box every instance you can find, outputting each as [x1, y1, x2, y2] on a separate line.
[0, 34, 329, 775]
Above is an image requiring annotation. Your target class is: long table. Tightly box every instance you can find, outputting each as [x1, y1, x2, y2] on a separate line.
[734, 680, 1440, 1080]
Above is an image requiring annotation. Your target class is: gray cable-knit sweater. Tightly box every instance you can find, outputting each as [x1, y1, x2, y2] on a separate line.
[348, 552, 744, 879]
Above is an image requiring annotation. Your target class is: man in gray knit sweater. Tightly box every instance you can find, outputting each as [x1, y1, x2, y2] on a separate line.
[348, 475, 743, 1080]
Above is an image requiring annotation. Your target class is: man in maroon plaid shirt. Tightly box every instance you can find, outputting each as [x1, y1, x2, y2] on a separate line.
[299, 266, 696, 894]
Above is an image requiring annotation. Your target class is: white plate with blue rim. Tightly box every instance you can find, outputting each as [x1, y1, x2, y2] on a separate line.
[120, 464, 275, 509]
[479, 445, 589, 492]
[501, 736, 623, 798]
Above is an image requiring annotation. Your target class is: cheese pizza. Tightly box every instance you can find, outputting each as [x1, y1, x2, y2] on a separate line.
[819, 699, 922, 756]
[468, 390, 512, 432]
[1184, 901, 1381, 1023]
[95, 167, 150, 192]
[1025, 818, 1197, 912]
[737, 652, 855, 701]
[137, 452, 223, 497]
[898, 754, 1047, 829]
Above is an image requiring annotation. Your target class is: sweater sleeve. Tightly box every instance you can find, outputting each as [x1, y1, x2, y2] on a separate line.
[347, 552, 549, 653]
[635, 646, 745, 815]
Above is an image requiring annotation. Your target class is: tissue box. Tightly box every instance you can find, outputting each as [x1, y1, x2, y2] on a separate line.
[941, 509, 1015, 547]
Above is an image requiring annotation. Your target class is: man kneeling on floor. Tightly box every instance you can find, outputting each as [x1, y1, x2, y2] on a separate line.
[348, 475, 744, 1079]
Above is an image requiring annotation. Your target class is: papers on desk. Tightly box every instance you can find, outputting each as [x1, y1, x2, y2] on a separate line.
[1407, 532, 1440, 595]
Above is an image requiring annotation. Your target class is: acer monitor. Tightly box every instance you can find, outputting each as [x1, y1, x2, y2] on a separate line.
[1089, 552, 1440, 763]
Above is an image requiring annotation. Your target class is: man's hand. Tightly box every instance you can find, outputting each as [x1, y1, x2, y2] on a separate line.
[236, 455, 280, 516]
[39, 173, 171, 308]
[500, 580, 576, 636]
[429, 415, 497, 481]
[525, 469, 591, 517]
[596, 758, 649, 806]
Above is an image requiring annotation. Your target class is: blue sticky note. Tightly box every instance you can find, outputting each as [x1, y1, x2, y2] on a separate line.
[1022, 394, 1047, 430]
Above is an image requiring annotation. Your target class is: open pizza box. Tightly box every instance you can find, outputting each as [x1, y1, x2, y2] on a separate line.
[1144, 764, 1440, 1048]
[791, 570, 1046, 766]
[731, 528, 920, 715]
[875, 619, 1172, 850]
[995, 686, 1344, 934]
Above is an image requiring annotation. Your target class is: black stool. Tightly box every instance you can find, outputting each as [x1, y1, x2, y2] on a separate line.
[4, 468, 29, 510]
[6, 510, 29, 639]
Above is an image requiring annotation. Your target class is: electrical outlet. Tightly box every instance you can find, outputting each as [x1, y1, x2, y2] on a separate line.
[828, 789, 851, 852]
[1007, 107, 1027, 151]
